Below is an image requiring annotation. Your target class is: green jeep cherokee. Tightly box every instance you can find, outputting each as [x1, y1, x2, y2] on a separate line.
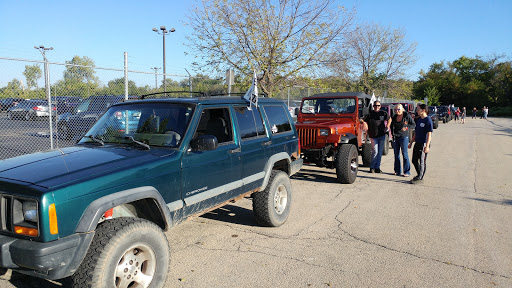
[0, 96, 302, 287]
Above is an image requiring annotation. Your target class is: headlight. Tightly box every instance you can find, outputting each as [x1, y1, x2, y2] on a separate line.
[12, 198, 39, 237]
[319, 129, 329, 136]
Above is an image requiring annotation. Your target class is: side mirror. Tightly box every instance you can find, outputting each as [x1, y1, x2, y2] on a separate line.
[190, 135, 218, 152]
[294, 107, 299, 115]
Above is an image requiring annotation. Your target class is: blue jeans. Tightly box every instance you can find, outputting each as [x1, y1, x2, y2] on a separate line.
[392, 136, 410, 175]
[370, 135, 386, 169]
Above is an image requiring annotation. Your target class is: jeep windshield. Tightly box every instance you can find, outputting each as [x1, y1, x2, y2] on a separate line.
[301, 98, 356, 114]
[79, 102, 195, 148]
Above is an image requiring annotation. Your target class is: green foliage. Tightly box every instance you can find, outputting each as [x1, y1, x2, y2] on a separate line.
[424, 86, 441, 106]
[23, 64, 42, 90]
[413, 56, 512, 109]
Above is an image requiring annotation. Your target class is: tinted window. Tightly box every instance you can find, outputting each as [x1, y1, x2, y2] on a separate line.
[234, 106, 266, 139]
[235, 107, 258, 139]
[263, 105, 291, 134]
[253, 108, 266, 136]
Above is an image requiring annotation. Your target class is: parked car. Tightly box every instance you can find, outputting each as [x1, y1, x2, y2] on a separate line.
[0, 97, 24, 111]
[428, 108, 439, 129]
[52, 96, 81, 114]
[437, 105, 451, 123]
[295, 92, 373, 184]
[6, 99, 51, 120]
[57, 95, 126, 140]
[0, 94, 302, 287]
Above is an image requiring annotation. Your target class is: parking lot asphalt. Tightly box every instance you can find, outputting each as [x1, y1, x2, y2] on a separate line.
[1, 117, 511, 287]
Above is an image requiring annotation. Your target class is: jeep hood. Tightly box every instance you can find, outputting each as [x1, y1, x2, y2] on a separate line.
[297, 117, 355, 127]
[0, 146, 175, 189]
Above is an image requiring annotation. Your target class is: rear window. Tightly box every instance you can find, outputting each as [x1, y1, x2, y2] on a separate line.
[262, 105, 292, 134]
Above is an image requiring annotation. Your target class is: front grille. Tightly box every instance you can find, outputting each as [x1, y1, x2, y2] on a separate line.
[298, 128, 318, 147]
[0, 195, 12, 233]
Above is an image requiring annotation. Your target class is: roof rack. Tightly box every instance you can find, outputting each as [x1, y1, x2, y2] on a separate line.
[140, 91, 207, 100]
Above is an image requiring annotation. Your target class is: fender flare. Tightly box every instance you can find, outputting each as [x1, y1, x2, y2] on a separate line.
[338, 133, 357, 144]
[74, 186, 174, 233]
[260, 152, 291, 191]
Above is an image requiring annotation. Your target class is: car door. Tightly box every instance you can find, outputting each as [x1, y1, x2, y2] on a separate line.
[233, 105, 269, 192]
[181, 106, 242, 216]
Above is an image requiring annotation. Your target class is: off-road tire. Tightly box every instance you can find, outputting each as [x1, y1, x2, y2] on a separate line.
[71, 217, 170, 288]
[361, 143, 372, 167]
[433, 119, 439, 129]
[253, 170, 292, 227]
[335, 144, 358, 184]
[383, 134, 389, 155]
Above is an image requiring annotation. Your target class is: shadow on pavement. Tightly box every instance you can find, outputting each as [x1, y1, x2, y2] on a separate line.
[466, 197, 512, 206]
[0, 268, 70, 288]
[201, 204, 259, 227]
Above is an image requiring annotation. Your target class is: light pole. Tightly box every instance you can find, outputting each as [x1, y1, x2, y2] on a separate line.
[150, 67, 160, 90]
[152, 26, 175, 93]
[34, 45, 55, 149]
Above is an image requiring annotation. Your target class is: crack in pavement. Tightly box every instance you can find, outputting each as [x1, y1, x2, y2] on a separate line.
[334, 200, 512, 281]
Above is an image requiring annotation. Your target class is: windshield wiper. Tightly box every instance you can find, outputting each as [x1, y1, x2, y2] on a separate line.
[123, 136, 150, 150]
[84, 135, 104, 146]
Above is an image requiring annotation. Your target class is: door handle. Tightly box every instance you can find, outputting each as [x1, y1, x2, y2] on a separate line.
[263, 141, 272, 146]
[228, 148, 241, 154]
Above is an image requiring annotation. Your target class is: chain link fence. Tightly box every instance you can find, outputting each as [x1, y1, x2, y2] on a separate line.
[1, 56, 330, 160]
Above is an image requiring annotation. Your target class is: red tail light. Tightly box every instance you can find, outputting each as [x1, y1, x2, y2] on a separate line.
[33, 106, 42, 111]
[52, 107, 56, 110]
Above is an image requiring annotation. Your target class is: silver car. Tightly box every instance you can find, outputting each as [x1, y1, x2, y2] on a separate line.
[7, 99, 51, 120]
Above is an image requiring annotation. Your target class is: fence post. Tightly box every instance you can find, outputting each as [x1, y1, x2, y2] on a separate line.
[124, 52, 128, 100]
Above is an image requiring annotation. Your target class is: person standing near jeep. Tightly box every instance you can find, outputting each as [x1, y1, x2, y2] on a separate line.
[408, 104, 433, 184]
[390, 104, 415, 177]
[361, 100, 391, 173]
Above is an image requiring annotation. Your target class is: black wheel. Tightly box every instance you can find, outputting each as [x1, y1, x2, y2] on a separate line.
[71, 217, 170, 288]
[383, 134, 389, 155]
[433, 119, 439, 129]
[253, 170, 292, 227]
[442, 118, 446, 123]
[361, 143, 372, 167]
[59, 123, 72, 140]
[24, 112, 33, 121]
[335, 144, 358, 184]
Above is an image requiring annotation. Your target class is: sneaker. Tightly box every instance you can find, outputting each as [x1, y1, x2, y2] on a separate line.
[369, 168, 376, 173]
[375, 168, 382, 173]
[394, 172, 401, 176]
[411, 177, 423, 184]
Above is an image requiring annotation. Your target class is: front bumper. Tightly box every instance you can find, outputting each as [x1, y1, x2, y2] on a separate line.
[0, 232, 94, 280]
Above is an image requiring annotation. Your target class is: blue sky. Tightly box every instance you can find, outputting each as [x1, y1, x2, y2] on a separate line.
[1, 0, 511, 87]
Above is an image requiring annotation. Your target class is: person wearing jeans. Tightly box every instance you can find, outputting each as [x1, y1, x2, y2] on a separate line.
[361, 100, 391, 173]
[390, 104, 415, 176]
[408, 104, 433, 184]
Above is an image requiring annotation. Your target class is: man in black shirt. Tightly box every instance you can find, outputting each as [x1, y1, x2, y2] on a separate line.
[361, 101, 391, 173]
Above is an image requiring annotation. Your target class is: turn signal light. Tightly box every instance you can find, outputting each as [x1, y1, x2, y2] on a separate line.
[49, 203, 59, 235]
[14, 226, 38, 237]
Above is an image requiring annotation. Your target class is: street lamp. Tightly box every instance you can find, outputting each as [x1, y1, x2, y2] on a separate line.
[34, 45, 55, 149]
[152, 26, 175, 93]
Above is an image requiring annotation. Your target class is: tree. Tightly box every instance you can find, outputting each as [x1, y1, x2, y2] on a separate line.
[4, 79, 23, 97]
[334, 23, 417, 95]
[186, 0, 355, 96]
[64, 56, 98, 83]
[22, 64, 42, 90]
[424, 86, 441, 106]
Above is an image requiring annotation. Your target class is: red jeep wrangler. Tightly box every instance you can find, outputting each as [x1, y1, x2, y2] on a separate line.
[295, 92, 372, 184]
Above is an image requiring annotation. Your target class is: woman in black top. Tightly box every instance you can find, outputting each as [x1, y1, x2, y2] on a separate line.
[390, 104, 415, 176]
